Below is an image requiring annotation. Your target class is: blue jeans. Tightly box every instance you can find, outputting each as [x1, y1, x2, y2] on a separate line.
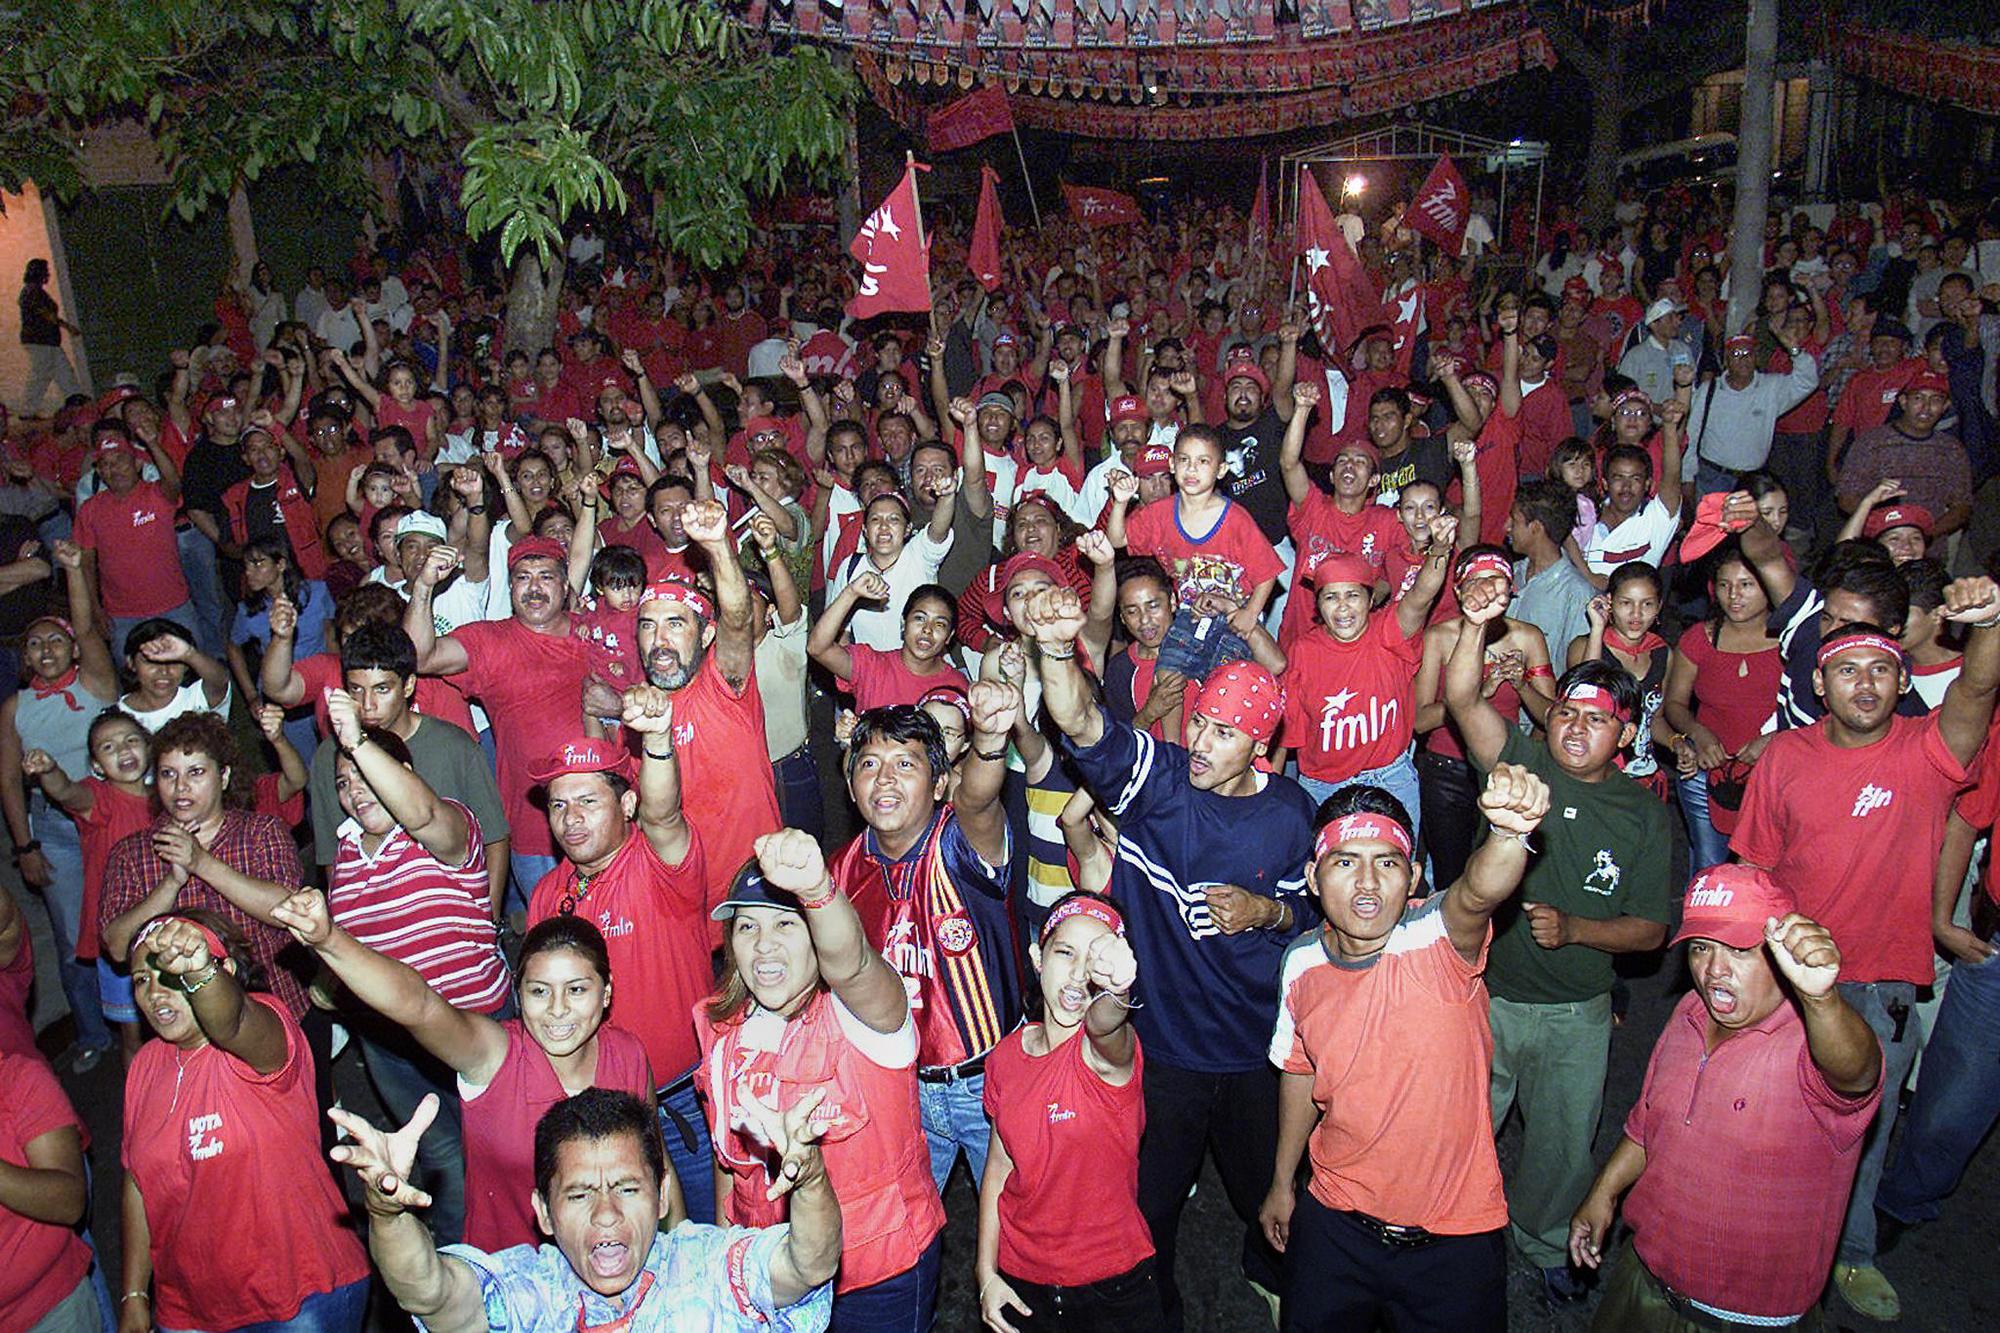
[657, 1075, 716, 1224]
[774, 747, 825, 846]
[1674, 769, 1733, 877]
[1835, 980, 1922, 1265]
[1296, 747, 1423, 844]
[1880, 930, 2000, 1225]
[177, 524, 229, 659]
[509, 853, 559, 918]
[831, 1233, 941, 1333]
[917, 1070, 990, 1193]
[163, 1277, 367, 1333]
[29, 801, 109, 1051]
[358, 1024, 467, 1246]
[109, 602, 199, 664]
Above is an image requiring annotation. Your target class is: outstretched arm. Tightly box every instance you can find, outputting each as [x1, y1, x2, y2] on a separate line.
[1442, 589, 1514, 769]
[620, 687, 693, 868]
[1440, 764, 1548, 960]
[754, 830, 908, 1035]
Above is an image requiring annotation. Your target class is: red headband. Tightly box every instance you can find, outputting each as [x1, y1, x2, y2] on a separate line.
[1314, 813, 1414, 862]
[1039, 897, 1125, 944]
[1559, 682, 1631, 721]
[1817, 633, 1907, 671]
[640, 579, 715, 621]
[131, 915, 230, 966]
[1456, 552, 1514, 589]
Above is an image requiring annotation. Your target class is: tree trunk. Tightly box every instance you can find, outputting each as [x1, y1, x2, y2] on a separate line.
[505, 251, 566, 359]
[1579, 26, 1628, 233]
[1726, 0, 1780, 336]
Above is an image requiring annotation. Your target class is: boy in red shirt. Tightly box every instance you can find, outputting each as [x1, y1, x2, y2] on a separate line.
[73, 425, 191, 653]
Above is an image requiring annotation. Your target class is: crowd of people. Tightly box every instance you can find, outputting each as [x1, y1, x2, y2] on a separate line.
[2, 159, 2000, 1333]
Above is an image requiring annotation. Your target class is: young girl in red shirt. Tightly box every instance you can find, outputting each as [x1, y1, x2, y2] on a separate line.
[809, 576, 968, 710]
[977, 891, 1157, 1331]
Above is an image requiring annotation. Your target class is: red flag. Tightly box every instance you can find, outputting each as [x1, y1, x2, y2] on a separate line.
[1061, 183, 1142, 228]
[969, 166, 1004, 293]
[928, 85, 1015, 153]
[1295, 168, 1383, 356]
[1385, 278, 1427, 376]
[1248, 159, 1270, 246]
[1406, 153, 1470, 254]
[847, 162, 932, 319]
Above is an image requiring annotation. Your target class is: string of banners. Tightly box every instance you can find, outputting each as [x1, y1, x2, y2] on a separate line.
[1830, 24, 2000, 117]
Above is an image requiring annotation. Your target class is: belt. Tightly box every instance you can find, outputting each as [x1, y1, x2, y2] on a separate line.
[1638, 1254, 1803, 1329]
[918, 1054, 985, 1083]
[1339, 1209, 1439, 1250]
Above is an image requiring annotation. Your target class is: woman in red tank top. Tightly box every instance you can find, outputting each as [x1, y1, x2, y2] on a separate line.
[696, 829, 946, 1326]
[267, 897, 661, 1251]
[977, 890, 1159, 1331]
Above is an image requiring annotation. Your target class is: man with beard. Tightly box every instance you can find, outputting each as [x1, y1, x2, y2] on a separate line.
[1076, 392, 1157, 528]
[629, 499, 782, 927]
[1217, 325, 1301, 570]
[407, 536, 590, 913]
[1730, 584, 2000, 1321]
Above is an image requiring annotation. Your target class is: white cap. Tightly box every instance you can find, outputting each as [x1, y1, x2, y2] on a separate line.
[394, 511, 448, 541]
[1644, 297, 1684, 325]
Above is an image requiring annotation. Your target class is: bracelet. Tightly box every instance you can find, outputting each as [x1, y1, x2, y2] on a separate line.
[178, 962, 221, 995]
[12, 840, 40, 860]
[974, 746, 1009, 762]
[1038, 642, 1077, 661]
[643, 744, 676, 761]
[120, 1291, 150, 1305]
[1973, 612, 2000, 631]
[1493, 828, 1536, 852]
[795, 876, 838, 911]
[1090, 988, 1143, 1010]
[466, 503, 487, 515]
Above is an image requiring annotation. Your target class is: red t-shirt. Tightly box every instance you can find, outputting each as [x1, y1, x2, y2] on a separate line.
[1948, 715, 2000, 905]
[572, 595, 643, 695]
[983, 1031, 1153, 1287]
[1282, 615, 1424, 782]
[74, 481, 189, 617]
[1447, 410, 1523, 549]
[601, 513, 672, 575]
[1831, 360, 1917, 435]
[0, 1051, 93, 1330]
[122, 999, 369, 1330]
[461, 1021, 653, 1252]
[1124, 496, 1283, 608]
[528, 829, 711, 1082]
[1283, 489, 1404, 650]
[294, 651, 476, 737]
[1731, 713, 1970, 983]
[660, 652, 783, 924]
[375, 396, 438, 455]
[76, 780, 155, 962]
[451, 618, 593, 858]
[0, 938, 34, 1062]
[1515, 379, 1575, 479]
[1675, 626, 1782, 836]
[844, 645, 969, 712]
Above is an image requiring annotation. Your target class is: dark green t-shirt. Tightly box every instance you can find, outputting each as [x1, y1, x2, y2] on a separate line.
[311, 714, 510, 869]
[1477, 729, 1674, 1004]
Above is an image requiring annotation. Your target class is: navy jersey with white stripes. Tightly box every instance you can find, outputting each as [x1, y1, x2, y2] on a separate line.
[1063, 709, 1318, 1073]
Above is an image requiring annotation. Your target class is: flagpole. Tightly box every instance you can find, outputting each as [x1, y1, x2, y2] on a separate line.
[1009, 128, 1043, 233]
[906, 151, 935, 321]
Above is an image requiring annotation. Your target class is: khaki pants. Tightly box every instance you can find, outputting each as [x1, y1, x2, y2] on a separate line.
[1593, 1239, 1822, 1332]
[1488, 992, 1611, 1269]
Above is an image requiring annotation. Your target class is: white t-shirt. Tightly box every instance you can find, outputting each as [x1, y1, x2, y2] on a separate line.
[1585, 495, 1677, 575]
[828, 527, 955, 652]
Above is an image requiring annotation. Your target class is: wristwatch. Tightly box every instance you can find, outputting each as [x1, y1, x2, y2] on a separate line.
[466, 503, 488, 515]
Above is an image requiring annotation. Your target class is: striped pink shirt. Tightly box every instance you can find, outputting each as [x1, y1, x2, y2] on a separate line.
[330, 801, 508, 1012]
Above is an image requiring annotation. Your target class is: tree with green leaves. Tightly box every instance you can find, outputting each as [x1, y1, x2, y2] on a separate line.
[1, 0, 854, 350]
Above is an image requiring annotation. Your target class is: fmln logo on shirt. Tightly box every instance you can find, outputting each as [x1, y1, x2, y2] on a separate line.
[1851, 784, 1893, 818]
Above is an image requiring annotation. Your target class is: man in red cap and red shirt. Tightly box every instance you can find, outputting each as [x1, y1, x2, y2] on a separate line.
[525, 683, 716, 1224]
[1569, 864, 1882, 1329]
[1730, 577, 2000, 1320]
[1837, 369, 1972, 540]
[72, 420, 193, 654]
[406, 534, 591, 915]
[1024, 580, 1316, 1330]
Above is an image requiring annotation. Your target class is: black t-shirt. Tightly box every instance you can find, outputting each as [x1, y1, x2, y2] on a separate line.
[1371, 436, 1454, 504]
[240, 479, 284, 546]
[180, 436, 251, 524]
[1221, 406, 1291, 545]
[17, 287, 59, 347]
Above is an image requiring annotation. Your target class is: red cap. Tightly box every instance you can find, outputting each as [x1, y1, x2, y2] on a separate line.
[1133, 444, 1173, 477]
[1671, 863, 1795, 950]
[1902, 369, 1951, 397]
[1679, 491, 1752, 563]
[1863, 503, 1934, 540]
[1225, 360, 1270, 394]
[1562, 275, 1592, 300]
[1108, 394, 1148, 426]
[1191, 662, 1285, 743]
[1724, 332, 1756, 352]
[639, 578, 716, 621]
[1333, 437, 1381, 467]
[999, 551, 1065, 594]
[742, 415, 787, 441]
[529, 737, 633, 785]
[1306, 551, 1376, 590]
[507, 536, 568, 569]
[608, 455, 644, 479]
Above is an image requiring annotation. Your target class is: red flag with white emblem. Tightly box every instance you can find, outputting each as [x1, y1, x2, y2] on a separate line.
[969, 166, 1004, 293]
[1295, 168, 1383, 356]
[1061, 183, 1143, 228]
[1406, 153, 1470, 254]
[847, 162, 932, 320]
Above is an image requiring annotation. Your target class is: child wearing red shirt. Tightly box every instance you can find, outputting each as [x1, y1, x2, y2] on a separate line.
[978, 893, 1158, 1330]
[1109, 425, 1282, 633]
[809, 577, 967, 710]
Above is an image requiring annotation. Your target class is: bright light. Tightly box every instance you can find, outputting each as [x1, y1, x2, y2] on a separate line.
[1344, 174, 1367, 196]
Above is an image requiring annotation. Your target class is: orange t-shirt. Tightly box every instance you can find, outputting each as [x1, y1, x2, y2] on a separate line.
[1269, 894, 1507, 1234]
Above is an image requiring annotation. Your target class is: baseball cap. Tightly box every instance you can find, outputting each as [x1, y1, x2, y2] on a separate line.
[742, 414, 787, 442]
[1724, 332, 1756, 353]
[1562, 275, 1592, 301]
[1108, 394, 1148, 426]
[1862, 503, 1934, 540]
[507, 535, 567, 569]
[395, 511, 448, 542]
[999, 551, 1065, 594]
[1671, 863, 1795, 950]
[993, 331, 1021, 349]
[1644, 297, 1685, 325]
[530, 736, 633, 785]
[710, 863, 805, 921]
[976, 390, 1017, 416]
[1305, 551, 1375, 590]
[1902, 369, 1951, 397]
[1225, 360, 1270, 394]
[1132, 443, 1173, 477]
[1679, 491, 1754, 563]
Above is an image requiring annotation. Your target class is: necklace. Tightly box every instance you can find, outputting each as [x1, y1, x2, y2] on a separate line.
[575, 1271, 655, 1333]
[558, 869, 597, 916]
